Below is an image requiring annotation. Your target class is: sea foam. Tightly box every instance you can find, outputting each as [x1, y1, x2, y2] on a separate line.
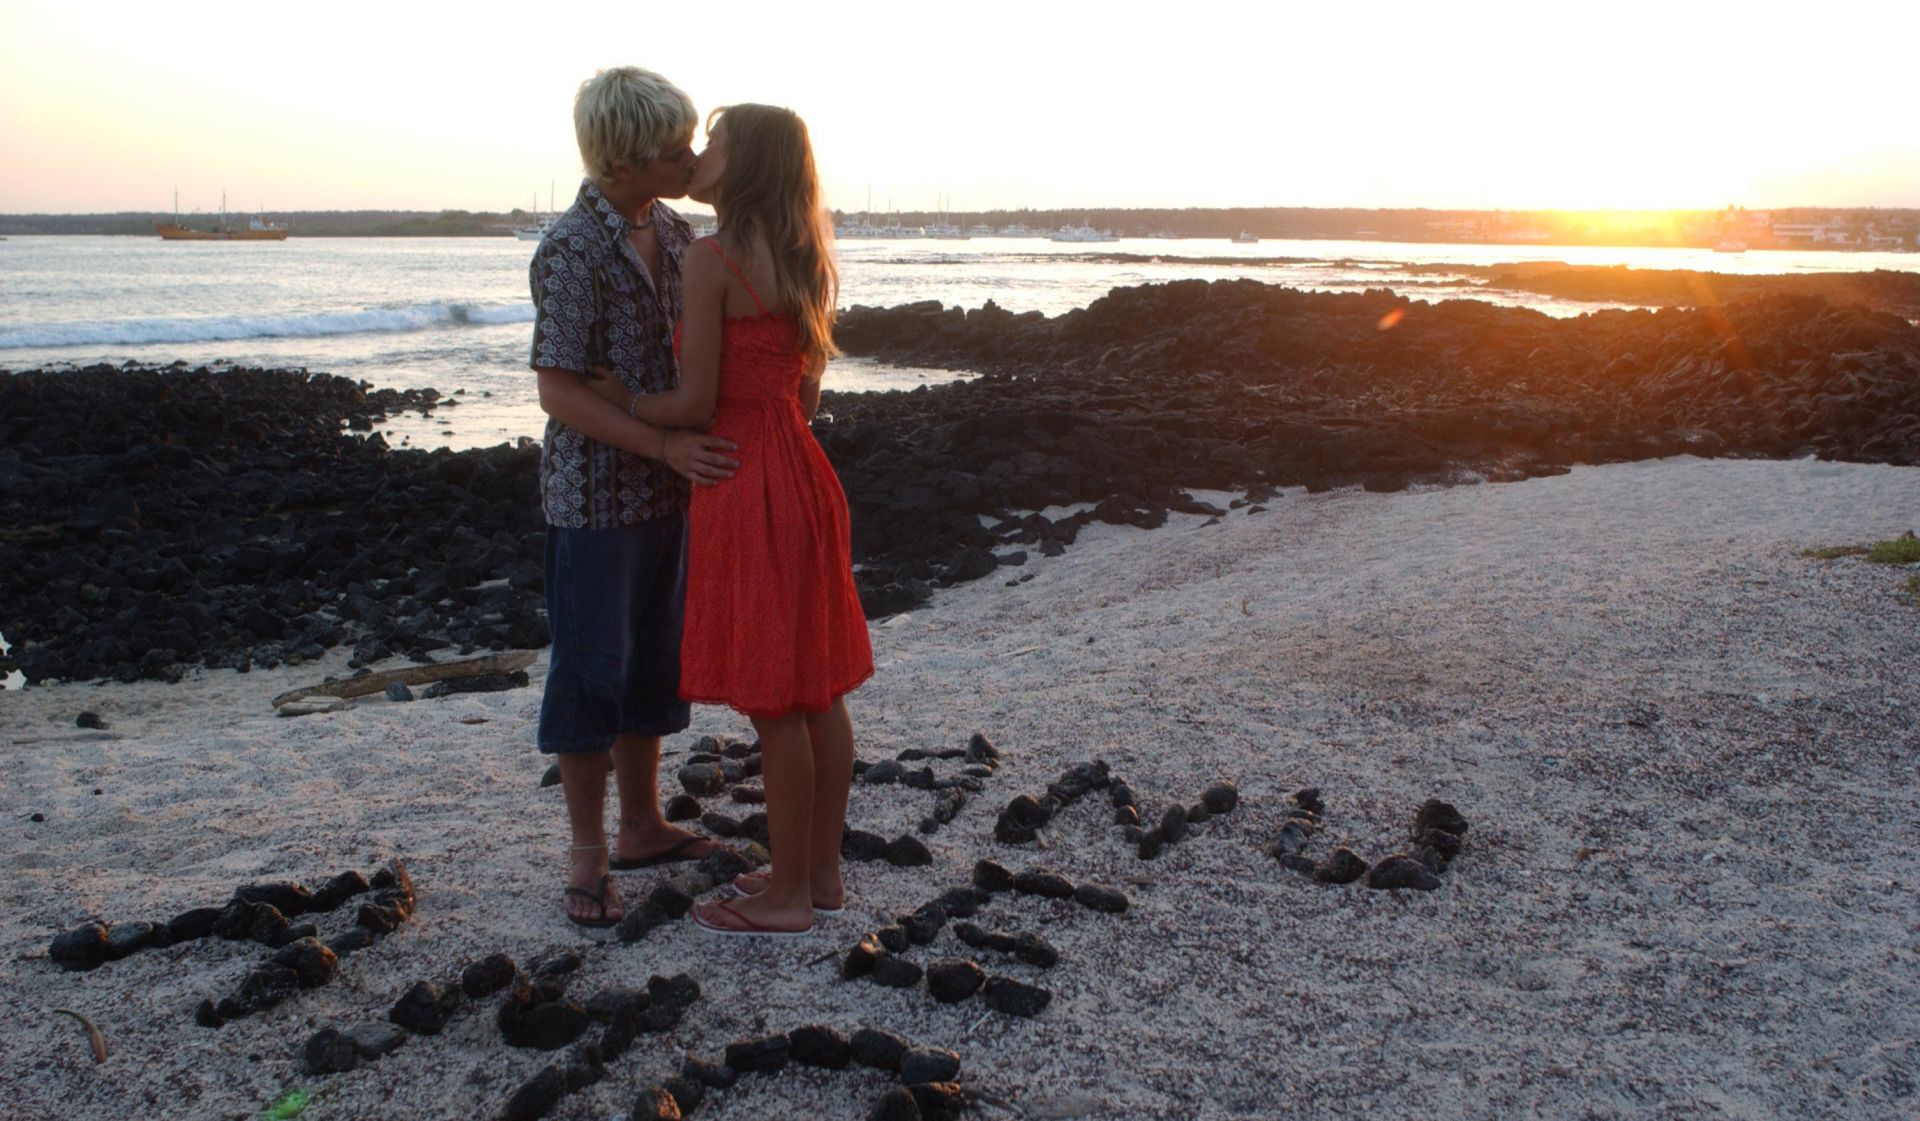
[0, 302, 535, 350]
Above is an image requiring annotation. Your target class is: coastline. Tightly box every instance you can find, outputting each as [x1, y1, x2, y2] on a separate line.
[4, 456, 1918, 1119]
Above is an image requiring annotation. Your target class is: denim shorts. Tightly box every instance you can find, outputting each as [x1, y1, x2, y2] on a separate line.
[537, 517, 691, 753]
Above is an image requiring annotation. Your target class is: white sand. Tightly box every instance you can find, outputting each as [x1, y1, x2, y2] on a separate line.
[4, 456, 1919, 1121]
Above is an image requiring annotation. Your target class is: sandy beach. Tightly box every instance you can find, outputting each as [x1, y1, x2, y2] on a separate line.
[5, 455, 1919, 1120]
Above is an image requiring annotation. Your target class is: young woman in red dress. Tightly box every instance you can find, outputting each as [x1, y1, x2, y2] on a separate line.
[593, 104, 873, 936]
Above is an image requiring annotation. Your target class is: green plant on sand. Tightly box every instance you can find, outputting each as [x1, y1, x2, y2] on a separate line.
[1865, 533, 1920, 565]
[1801, 544, 1866, 559]
[1906, 574, 1919, 608]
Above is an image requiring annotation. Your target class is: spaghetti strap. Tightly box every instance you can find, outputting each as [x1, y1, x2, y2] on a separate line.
[703, 240, 770, 316]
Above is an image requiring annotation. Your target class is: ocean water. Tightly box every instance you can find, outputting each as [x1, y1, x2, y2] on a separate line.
[4, 234, 1917, 451]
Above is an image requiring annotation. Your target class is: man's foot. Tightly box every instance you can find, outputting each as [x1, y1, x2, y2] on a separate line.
[731, 871, 845, 913]
[612, 822, 716, 869]
[565, 845, 623, 927]
[691, 896, 813, 938]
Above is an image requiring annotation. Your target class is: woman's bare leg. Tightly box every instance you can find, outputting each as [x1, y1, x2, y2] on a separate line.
[802, 696, 855, 905]
[701, 712, 814, 930]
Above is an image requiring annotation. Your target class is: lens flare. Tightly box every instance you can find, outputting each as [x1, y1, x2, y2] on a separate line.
[1377, 308, 1406, 331]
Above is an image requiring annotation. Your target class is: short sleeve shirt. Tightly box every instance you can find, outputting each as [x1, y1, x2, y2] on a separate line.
[529, 181, 692, 528]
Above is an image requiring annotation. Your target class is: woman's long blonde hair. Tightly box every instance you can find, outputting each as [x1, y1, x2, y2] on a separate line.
[708, 104, 840, 365]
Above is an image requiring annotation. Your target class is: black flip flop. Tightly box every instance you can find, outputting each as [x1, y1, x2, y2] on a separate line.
[609, 835, 712, 871]
[563, 874, 621, 929]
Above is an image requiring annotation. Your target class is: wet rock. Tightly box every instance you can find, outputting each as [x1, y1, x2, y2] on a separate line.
[900, 904, 947, 945]
[1365, 854, 1443, 891]
[851, 1026, 910, 1070]
[665, 793, 703, 821]
[1115, 805, 1141, 827]
[982, 975, 1052, 1017]
[900, 1046, 963, 1085]
[700, 811, 740, 838]
[730, 783, 765, 804]
[1073, 883, 1129, 914]
[1186, 802, 1212, 824]
[843, 829, 890, 861]
[269, 937, 339, 988]
[926, 958, 986, 1003]
[790, 1023, 853, 1068]
[1160, 805, 1190, 844]
[1201, 780, 1240, 814]
[678, 763, 726, 797]
[1109, 782, 1137, 809]
[961, 763, 994, 778]
[972, 860, 1015, 893]
[1315, 847, 1369, 885]
[1014, 931, 1060, 968]
[102, 921, 154, 961]
[870, 956, 924, 988]
[1413, 798, 1470, 838]
[883, 834, 934, 867]
[1014, 869, 1075, 899]
[301, 1027, 361, 1075]
[725, 1033, 792, 1073]
[1138, 832, 1165, 860]
[461, 952, 518, 998]
[870, 1087, 922, 1121]
[389, 980, 461, 1035]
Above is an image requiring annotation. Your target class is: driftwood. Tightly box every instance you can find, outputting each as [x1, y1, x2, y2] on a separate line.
[271, 651, 535, 716]
[53, 1007, 106, 1063]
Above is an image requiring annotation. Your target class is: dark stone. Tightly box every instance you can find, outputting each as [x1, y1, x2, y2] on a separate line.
[737, 812, 771, 844]
[870, 1087, 922, 1121]
[102, 921, 154, 961]
[388, 980, 461, 1035]
[972, 859, 1015, 893]
[1185, 802, 1211, 825]
[1415, 827, 1464, 864]
[76, 712, 106, 730]
[1138, 832, 1165, 860]
[1201, 780, 1240, 814]
[863, 759, 906, 784]
[993, 818, 1038, 845]
[325, 928, 375, 957]
[1315, 847, 1369, 885]
[1014, 931, 1060, 968]
[539, 763, 560, 787]
[1013, 869, 1075, 899]
[417, 670, 529, 698]
[730, 784, 765, 804]
[966, 732, 1000, 764]
[1279, 852, 1318, 875]
[645, 882, 696, 920]
[231, 962, 301, 1015]
[899, 904, 947, 945]
[1365, 854, 1443, 891]
[301, 1027, 360, 1075]
[461, 952, 518, 998]
[1073, 883, 1129, 914]
[355, 901, 402, 935]
[933, 885, 989, 919]
[701, 812, 740, 838]
[790, 1023, 853, 1068]
[1413, 798, 1470, 837]
[932, 789, 966, 824]
[909, 1081, 967, 1121]
[665, 793, 703, 821]
[1160, 805, 1190, 844]
[875, 924, 910, 952]
[648, 973, 702, 1013]
[843, 829, 890, 861]
[982, 975, 1052, 1017]
[844, 932, 886, 979]
[283, 922, 317, 945]
[682, 1056, 739, 1088]
[902, 766, 938, 790]
[502, 1065, 566, 1121]
[385, 681, 414, 702]
[235, 881, 313, 917]
[698, 845, 756, 882]
[517, 1002, 590, 1050]
[926, 958, 986, 1002]
[870, 956, 924, 987]
[1115, 805, 1140, 826]
[850, 1026, 910, 1070]
[194, 999, 225, 1028]
[166, 906, 223, 942]
[660, 1076, 704, 1114]
[247, 903, 292, 945]
[308, 870, 370, 913]
[900, 1046, 963, 1085]
[1293, 786, 1325, 815]
[883, 834, 934, 867]
[344, 1021, 407, 1059]
[678, 763, 726, 797]
[1002, 794, 1053, 830]
[630, 1084, 682, 1121]
[725, 1033, 792, 1073]
[268, 937, 339, 988]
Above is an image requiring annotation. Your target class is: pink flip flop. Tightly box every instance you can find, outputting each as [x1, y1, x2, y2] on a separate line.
[691, 899, 813, 940]
[731, 872, 845, 914]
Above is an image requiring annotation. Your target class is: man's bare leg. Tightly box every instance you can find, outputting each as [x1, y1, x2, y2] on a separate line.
[610, 733, 714, 864]
[557, 750, 622, 924]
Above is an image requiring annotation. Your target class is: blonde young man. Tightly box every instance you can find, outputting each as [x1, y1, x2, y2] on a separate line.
[529, 67, 738, 927]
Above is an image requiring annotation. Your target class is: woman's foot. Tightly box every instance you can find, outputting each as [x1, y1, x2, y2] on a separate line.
[691, 896, 813, 938]
[612, 822, 715, 869]
[564, 845, 624, 927]
[731, 871, 845, 913]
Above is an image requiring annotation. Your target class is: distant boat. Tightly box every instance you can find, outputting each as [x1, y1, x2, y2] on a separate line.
[1049, 222, 1118, 243]
[513, 215, 557, 241]
[926, 222, 970, 240]
[155, 190, 287, 241]
[1232, 230, 1259, 244]
[999, 223, 1039, 237]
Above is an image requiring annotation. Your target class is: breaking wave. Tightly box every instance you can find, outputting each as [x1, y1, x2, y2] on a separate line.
[0, 301, 535, 349]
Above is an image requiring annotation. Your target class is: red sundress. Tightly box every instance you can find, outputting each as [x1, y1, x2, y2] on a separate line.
[676, 242, 874, 717]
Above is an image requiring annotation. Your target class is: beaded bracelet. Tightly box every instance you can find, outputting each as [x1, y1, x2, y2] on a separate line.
[628, 393, 641, 419]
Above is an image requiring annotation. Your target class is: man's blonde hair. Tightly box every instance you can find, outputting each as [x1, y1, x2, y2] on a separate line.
[574, 67, 695, 186]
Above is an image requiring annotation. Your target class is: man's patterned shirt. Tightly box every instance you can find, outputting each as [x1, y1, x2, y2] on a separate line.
[528, 180, 692, 528]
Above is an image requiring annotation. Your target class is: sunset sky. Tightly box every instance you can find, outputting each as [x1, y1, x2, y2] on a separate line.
[2, 0, 1915, 216]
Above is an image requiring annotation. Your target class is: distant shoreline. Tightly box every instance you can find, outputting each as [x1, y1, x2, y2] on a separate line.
[4, 205, 1917, 250]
